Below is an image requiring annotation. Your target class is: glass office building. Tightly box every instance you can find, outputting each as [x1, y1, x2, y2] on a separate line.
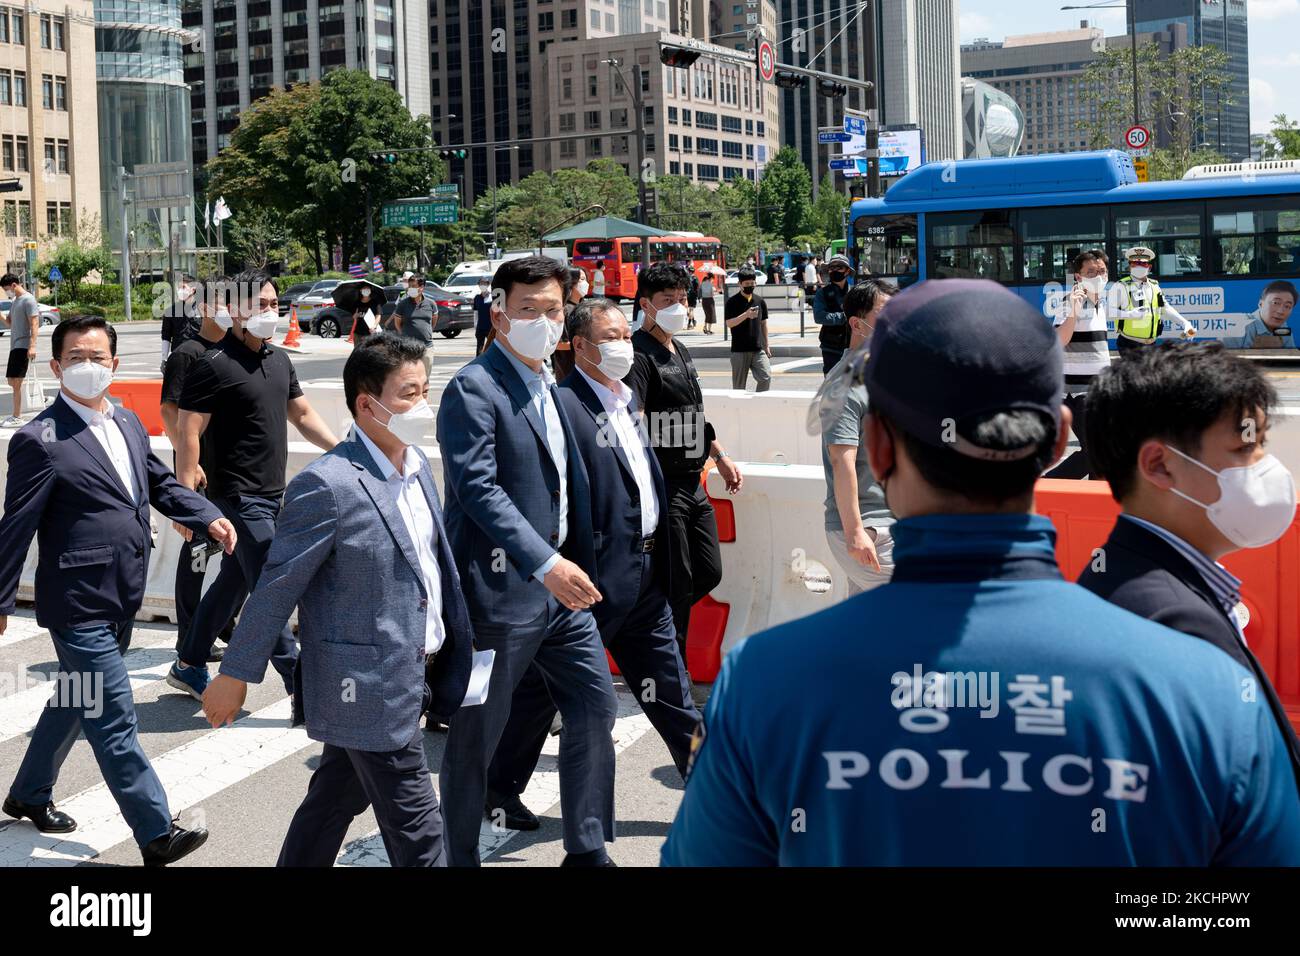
[95, 0, 195, 265]
[1132, 0, 1250, 161]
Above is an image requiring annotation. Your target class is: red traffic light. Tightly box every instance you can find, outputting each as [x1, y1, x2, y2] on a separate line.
[660, 44, 703, 69]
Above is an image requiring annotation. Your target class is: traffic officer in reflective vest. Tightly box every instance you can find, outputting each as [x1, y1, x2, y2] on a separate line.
[1113, 245, 1195, 353]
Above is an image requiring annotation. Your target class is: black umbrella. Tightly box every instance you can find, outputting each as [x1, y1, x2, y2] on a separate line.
[332, 278, 386, 314]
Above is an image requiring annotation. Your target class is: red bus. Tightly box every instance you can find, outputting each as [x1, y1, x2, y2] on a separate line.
[570, 235, 726, 301]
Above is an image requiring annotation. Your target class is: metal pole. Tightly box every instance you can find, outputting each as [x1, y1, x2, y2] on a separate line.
[1129, 0, 1140, 129]
[119, 166, 132, 322]
[865, 0, 881, 200]
[631, 62, 649, 272]
[489, 148, 498, 256]
[365, 183, 375, 266]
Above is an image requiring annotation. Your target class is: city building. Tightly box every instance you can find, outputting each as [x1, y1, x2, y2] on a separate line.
[0, 1, 100, 276]
[430, 0, 675, 203]
[538, 30, 782, 194]
[95, 0, 194, 269]
[1132, 0, 1249, 162]
[182, 0, 430, 169]
[960, 24, 1189, 156]
[777, 0, 962, 198]
[961, 77, 1024, 159]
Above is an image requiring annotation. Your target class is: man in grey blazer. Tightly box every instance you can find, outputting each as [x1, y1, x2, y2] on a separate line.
[202, 333, 473, 867]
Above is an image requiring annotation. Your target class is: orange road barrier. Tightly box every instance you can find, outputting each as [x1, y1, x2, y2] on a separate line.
[283, 306, 302, 348]
[108, 379, 165, 436]
[1036, 477, 1299, 732]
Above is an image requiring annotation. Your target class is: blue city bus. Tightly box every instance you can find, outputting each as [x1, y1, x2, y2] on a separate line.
[846, 151, 1300, 349]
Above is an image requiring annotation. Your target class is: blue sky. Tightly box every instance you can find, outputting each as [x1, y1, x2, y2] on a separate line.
[959, 0, 1300, 135]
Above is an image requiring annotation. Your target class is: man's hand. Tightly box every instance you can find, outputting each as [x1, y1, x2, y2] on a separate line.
[195, 464, 207, 489]
[543, 558, 602, 611]
[27, 346, 35, 360]
[716, 456, 743, 494]
[1068, 287, 1086, 321]
[845, 526, 882, 572]
[202, 674, 248, 728]
[207, 518, 237, 554]
[173, 520, 193, 542]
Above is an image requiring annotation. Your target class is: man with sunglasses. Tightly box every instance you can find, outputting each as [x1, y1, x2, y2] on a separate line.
[1114, 246, 1195, 353]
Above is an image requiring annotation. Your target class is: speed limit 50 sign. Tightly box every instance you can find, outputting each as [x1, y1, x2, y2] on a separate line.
[1125, 125, 1151, 150]
[756, 39, 775, 82]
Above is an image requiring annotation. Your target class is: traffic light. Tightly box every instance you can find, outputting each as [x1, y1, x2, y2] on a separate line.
[370, 152, 399, 164]
[659, 44, 703, 69]
[774, 71, 808, 90]
[817, 78, 848, 98]
[0, 178, 21, 193]
[439, 149, 467, 159]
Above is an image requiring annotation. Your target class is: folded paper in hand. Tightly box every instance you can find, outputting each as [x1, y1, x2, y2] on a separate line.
[461, 649, 496, 707]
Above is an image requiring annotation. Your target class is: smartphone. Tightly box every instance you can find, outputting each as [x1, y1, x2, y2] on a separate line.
[190, 537, 223, 563]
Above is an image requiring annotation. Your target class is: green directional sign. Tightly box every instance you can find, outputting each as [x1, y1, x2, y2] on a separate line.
[382, 199, 459, 227]
[431, 183, 459, 198]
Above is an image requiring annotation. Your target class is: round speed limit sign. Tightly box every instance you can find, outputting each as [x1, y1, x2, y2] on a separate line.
[1125, 125, 1151, 150]
[757, 39, 776, 82]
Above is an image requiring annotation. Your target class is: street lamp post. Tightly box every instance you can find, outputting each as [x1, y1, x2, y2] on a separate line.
[489, 144, 518, 258]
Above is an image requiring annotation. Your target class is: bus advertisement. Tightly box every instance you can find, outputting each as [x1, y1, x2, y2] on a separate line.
[846, 151, 1300, 349]
[569, 235, 726, 301]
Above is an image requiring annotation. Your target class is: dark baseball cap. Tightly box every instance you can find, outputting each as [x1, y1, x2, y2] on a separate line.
[864, 279, 1063, 461]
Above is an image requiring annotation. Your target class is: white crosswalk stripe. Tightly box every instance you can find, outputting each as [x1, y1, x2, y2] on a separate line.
[335, 694, 654, 866]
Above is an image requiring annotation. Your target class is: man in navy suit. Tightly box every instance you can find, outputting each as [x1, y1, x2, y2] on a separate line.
[0, 315, 235, 865]
[1079, 341, 1300, 781]
[437, 256, 618, 867]
[487, 299, 702, 819]
[203, 333, 473, 866]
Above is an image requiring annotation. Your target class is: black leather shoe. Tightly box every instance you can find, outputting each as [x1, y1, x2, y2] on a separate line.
[561, 848, 616, 867]
[484, 794, 540, 831]
[3, 796, 77, 833]
[141, 823, 209, 866]
[206, 644, 225, 663]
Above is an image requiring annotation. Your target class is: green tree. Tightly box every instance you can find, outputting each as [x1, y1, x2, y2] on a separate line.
[758, 146, 813, 243]
[1080, 42, 1233, 180]
[1264, 115, 1300, 159]
[206, 70, 445, 271]
[493, 160, 639, 248]
[36, 215, 114, 298]
[226, 205, 290, 270]
[809, 173, 850, 247]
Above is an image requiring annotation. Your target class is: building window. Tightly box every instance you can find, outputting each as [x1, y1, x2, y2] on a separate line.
[681, 109, 691, 127]
[668, 107, 677, 123]
[538, 11, 553, 30]
[55, 77, 66, 111]
[669, 134, 679, 151]
[53, 17, 64, 51]
[669, 161, 680, 175]
[682, 136, 692, 153]
[41, 74, 52, 110]
[561, 9, 576, 28]
[590, 9, 599, 28]
[588, 74, 598, 98]
[0, 11, 8, 44]
[39, 14, 50, 49]
[11, 9, 22, 45]
[562, 77, 572, 100]
[698, 164, 719, 182]
[0, 72, 8, 106]
[15, 136, 28, 173]
[560, 140, 576, 158]
[12, 71, 25, 106]
[1, 138, 11, 172]
[17, 199, 30, 237]
[43, 138, 54, 174]
[585, 110, 601, 130]
[57, 140, 68, 174]
[588, 138, 603, 157]
[559, 113, 575, 132]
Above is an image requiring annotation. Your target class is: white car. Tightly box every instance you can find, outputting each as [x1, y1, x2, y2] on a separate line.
[291, 279, 343, 322]
[0, 300, 61, 335]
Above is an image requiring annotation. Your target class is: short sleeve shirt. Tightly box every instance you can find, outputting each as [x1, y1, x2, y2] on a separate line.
[8, 293, 38, 348]
[820, 355, 891, 531]
[178, 331, 303, 499]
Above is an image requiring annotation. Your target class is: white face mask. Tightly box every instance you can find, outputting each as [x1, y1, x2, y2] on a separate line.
[1129, 265, 1150, 280]
[59, 360, 114, 400]
[243, 309, 279, 340]
[370, 397, 434, 446]
[214, 309, 233, 331]
[1080, 275, 1107, 295]
[576, 278, 590, 298]
[1166, 445, 1297, 549]
[588, 339, 634, 380]
[407, 286, 421, 299]
[506, 313, 564, 361]
[653, 302, 689, 335]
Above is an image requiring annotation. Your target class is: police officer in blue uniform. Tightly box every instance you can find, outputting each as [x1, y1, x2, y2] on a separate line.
[662, 279, 1300, 866]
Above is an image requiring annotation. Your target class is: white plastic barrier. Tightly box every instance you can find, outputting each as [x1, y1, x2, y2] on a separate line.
[701, 389, 823, 467]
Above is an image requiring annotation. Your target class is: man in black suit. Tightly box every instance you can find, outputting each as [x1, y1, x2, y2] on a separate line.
[0, 315, 236, 865]
[486, 297, 702, 830]
[1079, 341, 1300, 780]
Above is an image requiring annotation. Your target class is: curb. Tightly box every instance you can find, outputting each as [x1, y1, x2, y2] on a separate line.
[689, 343, 820, 360]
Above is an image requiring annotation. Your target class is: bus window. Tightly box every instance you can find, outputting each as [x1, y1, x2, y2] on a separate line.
[1018, 206, 1107, 282]
[1208, 197, 1300, 277]
[1114, 203, 1204, 278]
[927, 211, 1014, 282]
[852, 213, 918, 278]
[622, 241, 644, 263]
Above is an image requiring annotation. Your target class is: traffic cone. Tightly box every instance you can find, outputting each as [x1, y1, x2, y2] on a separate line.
[284, 306, 302, 348]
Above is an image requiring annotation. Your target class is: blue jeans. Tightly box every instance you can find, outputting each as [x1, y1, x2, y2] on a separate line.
[179, 494, 297, 691]
[9, 620, 172, 847]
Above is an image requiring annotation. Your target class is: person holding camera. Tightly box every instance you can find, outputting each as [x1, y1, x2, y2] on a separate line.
[724, 267, 771, 392]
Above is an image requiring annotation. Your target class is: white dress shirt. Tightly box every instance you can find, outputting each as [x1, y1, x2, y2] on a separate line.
[495, 342, 569, 580]
[356, 427, 445, 654]
[63, 393, 137, 503]
[577, 366, 659, 539]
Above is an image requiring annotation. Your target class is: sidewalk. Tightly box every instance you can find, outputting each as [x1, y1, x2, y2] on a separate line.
[617, 303, 822, 359]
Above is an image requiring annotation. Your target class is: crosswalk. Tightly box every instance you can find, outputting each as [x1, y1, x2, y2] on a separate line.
[0, 609, 673, 867]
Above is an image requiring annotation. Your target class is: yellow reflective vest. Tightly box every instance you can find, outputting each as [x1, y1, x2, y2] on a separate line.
[1116, 276, 1164, 343]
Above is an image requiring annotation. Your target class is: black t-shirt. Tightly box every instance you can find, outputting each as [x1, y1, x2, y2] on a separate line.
[178, 331, 303, 499]
[724, 291, 768, 353]
[626, 328, 717, 478]
[162, 334, 222, 478]
[161, 300, 201, 349]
